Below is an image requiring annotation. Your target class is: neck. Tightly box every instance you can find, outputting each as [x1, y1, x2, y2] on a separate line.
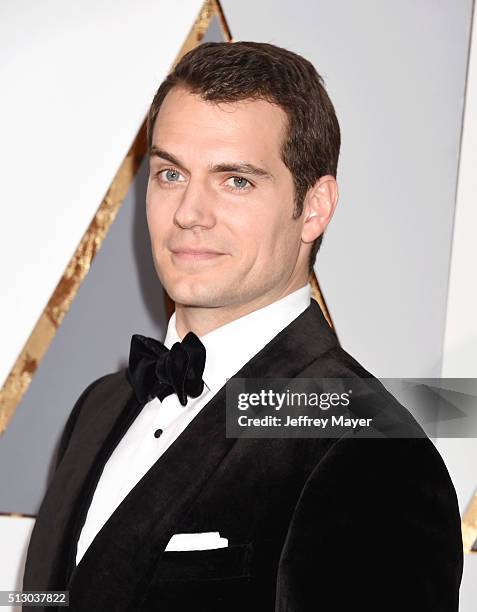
[174, 276, 309, 339]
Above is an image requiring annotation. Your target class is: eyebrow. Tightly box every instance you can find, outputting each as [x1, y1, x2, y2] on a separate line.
[149, 146, 274, 180]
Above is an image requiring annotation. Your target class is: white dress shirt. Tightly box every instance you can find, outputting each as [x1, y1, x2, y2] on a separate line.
[75, 283, 312, 565]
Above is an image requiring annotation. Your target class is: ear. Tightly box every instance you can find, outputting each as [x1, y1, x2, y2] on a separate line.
[301, 175, 339, 243]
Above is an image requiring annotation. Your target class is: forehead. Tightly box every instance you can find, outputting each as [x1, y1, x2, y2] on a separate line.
[151, 86, 288, 163]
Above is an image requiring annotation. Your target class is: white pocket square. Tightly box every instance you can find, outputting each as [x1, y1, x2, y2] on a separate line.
[165, 531, 228, 551]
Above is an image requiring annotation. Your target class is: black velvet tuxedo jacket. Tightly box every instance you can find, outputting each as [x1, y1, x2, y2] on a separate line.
[23, 298, 463, 611]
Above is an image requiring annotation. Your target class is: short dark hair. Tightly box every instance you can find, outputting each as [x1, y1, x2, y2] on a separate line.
[147, 41, 341, 274]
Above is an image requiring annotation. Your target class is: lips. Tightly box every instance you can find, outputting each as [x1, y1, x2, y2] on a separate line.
[171, 248, 223, 256]
[170, 247, 226, 262]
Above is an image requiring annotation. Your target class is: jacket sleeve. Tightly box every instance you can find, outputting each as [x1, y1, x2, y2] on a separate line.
[275, 435, 463, 612]
[54, 374, 112, 471]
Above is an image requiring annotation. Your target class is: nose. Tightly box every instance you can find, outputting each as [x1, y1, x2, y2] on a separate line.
[173, 179, 216, 230]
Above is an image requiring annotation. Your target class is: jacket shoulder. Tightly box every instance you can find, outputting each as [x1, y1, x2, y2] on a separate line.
[55, 368, 129, 470]
[300, 343, 427, 438]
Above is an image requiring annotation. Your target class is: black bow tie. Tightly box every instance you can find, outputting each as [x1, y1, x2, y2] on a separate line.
[126, 332, 206, 406]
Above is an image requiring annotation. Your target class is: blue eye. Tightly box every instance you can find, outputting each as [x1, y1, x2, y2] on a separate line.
[226, 176, 252, 192]
[153, 167, 188, 188]
[158, 168, 182, 182]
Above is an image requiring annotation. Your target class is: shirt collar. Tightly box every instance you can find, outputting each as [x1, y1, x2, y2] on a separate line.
[163, 283, 312, 398]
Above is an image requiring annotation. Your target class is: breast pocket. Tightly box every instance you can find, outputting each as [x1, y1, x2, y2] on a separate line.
[156, 542, 253, 581]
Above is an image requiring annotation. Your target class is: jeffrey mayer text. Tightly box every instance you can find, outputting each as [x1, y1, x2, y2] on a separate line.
[284, 415, 372, 428]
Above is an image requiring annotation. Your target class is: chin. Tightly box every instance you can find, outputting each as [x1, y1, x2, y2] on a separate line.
[166, 278, 226, 308]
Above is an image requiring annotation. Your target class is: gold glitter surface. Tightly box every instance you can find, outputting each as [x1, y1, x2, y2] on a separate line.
[309, 271, 334, 329]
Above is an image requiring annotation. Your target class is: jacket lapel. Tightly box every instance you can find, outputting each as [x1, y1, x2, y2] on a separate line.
[47, 298, 338, 606]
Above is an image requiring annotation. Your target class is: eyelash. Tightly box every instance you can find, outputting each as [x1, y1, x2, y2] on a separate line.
[154, 167, 254, 193]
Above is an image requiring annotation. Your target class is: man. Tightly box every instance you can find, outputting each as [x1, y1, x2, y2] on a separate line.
[23, 41, 463, 611]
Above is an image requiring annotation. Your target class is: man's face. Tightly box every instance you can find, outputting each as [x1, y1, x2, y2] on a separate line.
[146, 86, 308, 309]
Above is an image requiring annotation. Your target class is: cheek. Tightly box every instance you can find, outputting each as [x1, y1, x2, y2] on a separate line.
[256, 217, 300, 268]
[231, 219, 281, 274]
[254, 210, 289, 249]
[227, 213, 262, 263]
[229, 199, 290, 258]
[146, 196, 171, 241]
